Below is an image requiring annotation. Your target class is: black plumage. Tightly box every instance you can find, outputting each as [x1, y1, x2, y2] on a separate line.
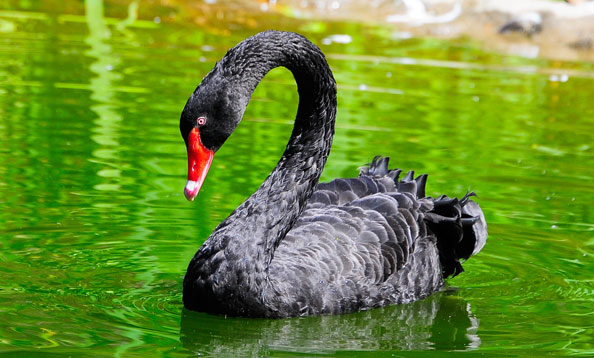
[181, 31, 487, 318]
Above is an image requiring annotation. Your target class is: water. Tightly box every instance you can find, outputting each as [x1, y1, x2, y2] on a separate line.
[1, 1, 593, 356]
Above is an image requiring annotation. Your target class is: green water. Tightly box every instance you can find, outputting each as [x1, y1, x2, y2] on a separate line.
[1, 1, 593, 356]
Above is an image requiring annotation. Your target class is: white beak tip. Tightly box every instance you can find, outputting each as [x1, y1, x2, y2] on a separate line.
[184, 180, 200, 201]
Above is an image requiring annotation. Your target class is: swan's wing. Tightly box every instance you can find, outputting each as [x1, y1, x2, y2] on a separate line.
[270, 189, 435, 315]
[306, 155, 487, 278]
[267, 156, 486, 315]
[286, 193, 423, 278]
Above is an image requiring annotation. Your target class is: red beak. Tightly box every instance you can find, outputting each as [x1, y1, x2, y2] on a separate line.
[184, 127, 214, 201]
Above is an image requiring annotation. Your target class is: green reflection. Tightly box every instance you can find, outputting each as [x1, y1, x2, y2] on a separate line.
[85, 0, 122, 188]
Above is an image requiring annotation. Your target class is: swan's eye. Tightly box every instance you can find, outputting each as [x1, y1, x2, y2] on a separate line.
[197, 117, 207, 126]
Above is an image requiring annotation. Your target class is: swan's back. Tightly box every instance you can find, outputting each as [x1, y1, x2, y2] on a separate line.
[265, 157, 487, 316]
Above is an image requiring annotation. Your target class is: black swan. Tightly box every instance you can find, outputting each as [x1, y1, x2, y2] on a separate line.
[180, 31, 487, 318]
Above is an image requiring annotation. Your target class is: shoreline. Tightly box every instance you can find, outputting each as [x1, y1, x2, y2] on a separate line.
[270, 0, 594, 62]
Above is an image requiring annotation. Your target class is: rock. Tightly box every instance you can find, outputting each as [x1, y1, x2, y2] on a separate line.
[569, 38, 594, 49]
[499, 12, 543, 36]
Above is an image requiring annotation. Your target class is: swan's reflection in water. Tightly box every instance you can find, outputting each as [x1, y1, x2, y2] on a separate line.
[180, 289, 479, 356]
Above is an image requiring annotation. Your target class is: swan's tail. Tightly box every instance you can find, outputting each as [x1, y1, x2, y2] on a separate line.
[360, 156, 487, 278]
[424, 192, 487, 278]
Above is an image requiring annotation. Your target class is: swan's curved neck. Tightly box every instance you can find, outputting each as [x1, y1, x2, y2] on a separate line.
[206, 31, 336, 272]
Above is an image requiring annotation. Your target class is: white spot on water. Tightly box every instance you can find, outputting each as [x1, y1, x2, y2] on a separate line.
[321, 34, 352, 45]
[549, 74, 569, 82]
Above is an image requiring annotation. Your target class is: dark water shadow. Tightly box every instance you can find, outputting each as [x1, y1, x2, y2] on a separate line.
[179, 289, 479, 357]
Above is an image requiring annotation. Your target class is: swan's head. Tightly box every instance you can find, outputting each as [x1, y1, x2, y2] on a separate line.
[180, 76, 247, 201]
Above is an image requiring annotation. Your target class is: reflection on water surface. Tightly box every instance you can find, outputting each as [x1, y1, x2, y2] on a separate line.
[181, 290, 479, 355]
[0, 0, 593, 356]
